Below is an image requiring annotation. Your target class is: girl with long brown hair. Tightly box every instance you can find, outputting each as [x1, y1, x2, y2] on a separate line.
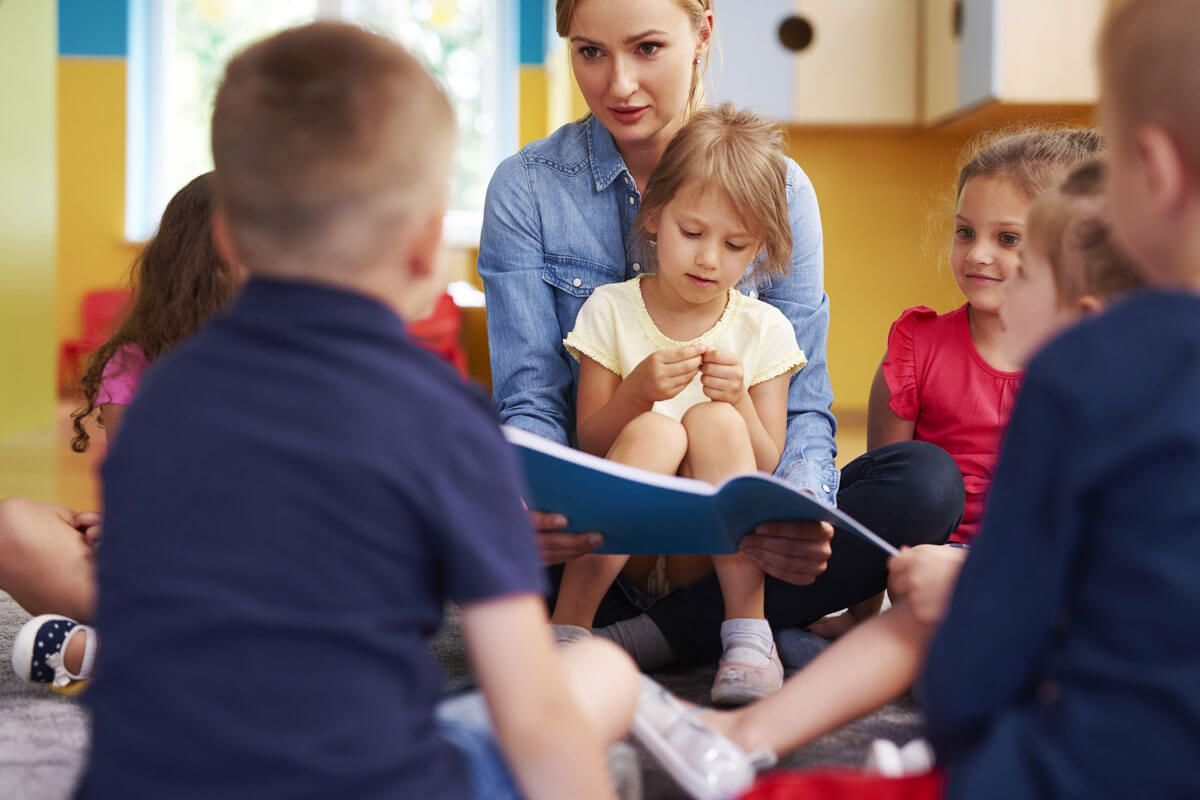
[5, 172, 241, 691]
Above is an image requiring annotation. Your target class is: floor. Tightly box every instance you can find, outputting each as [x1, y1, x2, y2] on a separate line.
[0, 404, 918, 799]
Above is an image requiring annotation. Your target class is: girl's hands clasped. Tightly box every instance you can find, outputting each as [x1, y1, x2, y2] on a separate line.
[625, 344, 706, 405]
[699, 349, 745, 405]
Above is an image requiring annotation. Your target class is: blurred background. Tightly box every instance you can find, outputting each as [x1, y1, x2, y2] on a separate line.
[0, 0, 1106, 508]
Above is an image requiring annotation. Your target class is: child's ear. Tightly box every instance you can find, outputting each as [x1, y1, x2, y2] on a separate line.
[1077, 293, 1105, 316]
[643, 212, 660, 236]
[1137, 124, 1187, 216]
[211, 207, 242, 269]
[406, 208, 446, 279]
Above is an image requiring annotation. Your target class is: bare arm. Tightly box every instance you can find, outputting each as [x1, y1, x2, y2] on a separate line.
[866, 358, 915, 451]
[742, 374, 789, 472]
[461, 594, 617, 800]
[576, 346, 705, 457]
[99, 403, 127, 446]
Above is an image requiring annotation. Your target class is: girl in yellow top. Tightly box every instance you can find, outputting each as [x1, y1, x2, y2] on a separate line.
[555, 105, 804, 705]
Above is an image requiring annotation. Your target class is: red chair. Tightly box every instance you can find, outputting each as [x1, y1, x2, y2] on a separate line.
[58, 288, 131, 394]
[407, 290, 468, 380]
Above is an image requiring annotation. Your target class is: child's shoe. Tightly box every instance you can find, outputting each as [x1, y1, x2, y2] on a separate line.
[864, 737, 936, 777]
[11, 614, 96, 695]
[634, 676, 772, 800]
[711, 619, 783, 706]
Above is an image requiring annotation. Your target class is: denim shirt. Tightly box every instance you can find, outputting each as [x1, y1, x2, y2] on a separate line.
[478, 116, 839, 504]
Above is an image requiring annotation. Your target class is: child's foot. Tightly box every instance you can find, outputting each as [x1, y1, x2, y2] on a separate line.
[711, 618, 783, 706]
[551, 623, 592, 645]
[11, 614, 96, 695]
[633, 676, 772, 800]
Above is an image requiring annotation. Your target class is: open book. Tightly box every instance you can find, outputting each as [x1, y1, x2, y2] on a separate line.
[503, 426, 896, 556]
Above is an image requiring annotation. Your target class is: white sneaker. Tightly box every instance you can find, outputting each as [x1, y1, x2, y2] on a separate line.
[865, 737, 936, 776]
[633, 676, 772, 800]
[710, 641, 784, 706]
[11, 614, 96, 694]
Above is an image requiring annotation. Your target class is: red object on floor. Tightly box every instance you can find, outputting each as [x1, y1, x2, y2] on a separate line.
[58, 288, 131, 394]
[407, 291, 468, 380]
[739, 768, 945, 800]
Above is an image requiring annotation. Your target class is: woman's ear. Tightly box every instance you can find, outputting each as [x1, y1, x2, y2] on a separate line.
[696, 7, 714, 57]
[1077, 293, 1105, 316]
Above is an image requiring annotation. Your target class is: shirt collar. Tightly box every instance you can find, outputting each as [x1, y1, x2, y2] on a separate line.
[586, 115, 631, 193]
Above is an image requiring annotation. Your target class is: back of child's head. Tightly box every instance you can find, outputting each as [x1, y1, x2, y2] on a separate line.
[636, 103, 792, 278]
[72, 171, 239, 451]
[956, 128, 1105, 202]
[210, 22, 455, 278]
[1026, 159, 1145, 308]
[1100, 0, 1200, 176]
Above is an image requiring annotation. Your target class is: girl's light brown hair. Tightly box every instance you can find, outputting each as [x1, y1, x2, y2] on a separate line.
[635, 103, 791, 279]
[556, 0, 713, 121]
[1026, 159, 1144, 307]
[956, 127, 1105, 201]
[70, 172, 241, 452]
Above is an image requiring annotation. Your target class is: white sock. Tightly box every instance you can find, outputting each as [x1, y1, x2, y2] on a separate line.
[551, 623, 592, 645]
[720, 618, 774, 667]
[594, 614, 676, 671]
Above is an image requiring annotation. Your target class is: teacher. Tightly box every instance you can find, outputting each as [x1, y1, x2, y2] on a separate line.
[478, 0, 963, 671]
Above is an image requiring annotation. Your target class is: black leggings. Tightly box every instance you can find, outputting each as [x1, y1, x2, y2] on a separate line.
[548, 440, 964, 666]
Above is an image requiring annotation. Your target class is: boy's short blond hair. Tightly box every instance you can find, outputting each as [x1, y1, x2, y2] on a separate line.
[1026, 159, 1144, 306]
[636, 103, 792, 279]
[1100, 0, 1200, 172]
[211, 22, 455, 274]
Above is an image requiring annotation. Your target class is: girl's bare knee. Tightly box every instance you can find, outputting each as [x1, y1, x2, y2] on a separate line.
[681, 401, 745, 435]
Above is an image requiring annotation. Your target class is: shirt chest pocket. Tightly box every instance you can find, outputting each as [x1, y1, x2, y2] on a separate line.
[542, 254, 625, 298]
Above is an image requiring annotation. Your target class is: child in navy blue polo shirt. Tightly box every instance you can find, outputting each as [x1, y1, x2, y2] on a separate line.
[78, 22, 755, 800]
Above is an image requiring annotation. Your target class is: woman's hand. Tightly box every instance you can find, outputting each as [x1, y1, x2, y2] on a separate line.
[625, 345, 705, 406]
[71, 511, 103, 550]
[699, 349, 745, 405]
[887, 545, 967, 627]
[739, 520, 834, 585]
[531, 510, 603, 566]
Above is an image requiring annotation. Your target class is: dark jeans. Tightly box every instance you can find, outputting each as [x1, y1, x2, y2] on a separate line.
[547, 440, 964, 666]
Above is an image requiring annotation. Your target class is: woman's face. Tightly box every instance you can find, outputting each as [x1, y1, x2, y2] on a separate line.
[567, 0, 711, 156]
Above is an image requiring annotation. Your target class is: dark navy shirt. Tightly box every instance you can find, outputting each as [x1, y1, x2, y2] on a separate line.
[83, 278, 544, 799]
[923, 290, 1200, 798]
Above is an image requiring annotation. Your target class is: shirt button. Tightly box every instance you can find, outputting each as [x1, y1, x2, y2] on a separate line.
[628, 196, 636, 205]
[822, 484, 831, 494]
[572, 277, 582, 287]
[632, 263, 642, 272]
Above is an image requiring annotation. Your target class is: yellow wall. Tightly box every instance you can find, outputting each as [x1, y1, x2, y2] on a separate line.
[793, 104, 1096, 412]
[0, 0, 58, 439]
[56, 58, 136, 347]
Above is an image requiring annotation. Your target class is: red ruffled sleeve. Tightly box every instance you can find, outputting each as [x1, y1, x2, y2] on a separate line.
[881, 306, 938, 421]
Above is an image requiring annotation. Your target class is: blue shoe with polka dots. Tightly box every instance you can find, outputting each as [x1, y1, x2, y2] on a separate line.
[11, 614, 96, 693]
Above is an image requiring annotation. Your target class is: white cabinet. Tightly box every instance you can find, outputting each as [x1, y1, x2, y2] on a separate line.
[923, 0, 1107, 123]
[712, 0, 1106, 128]
[710, 0, 920, 126]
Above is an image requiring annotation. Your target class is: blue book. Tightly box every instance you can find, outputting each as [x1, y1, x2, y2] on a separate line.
[503, 426, 896, 556]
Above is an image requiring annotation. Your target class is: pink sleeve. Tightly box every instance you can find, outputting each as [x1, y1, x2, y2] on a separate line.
[96, 344, 149, 406]
[880, 306, 937, 421]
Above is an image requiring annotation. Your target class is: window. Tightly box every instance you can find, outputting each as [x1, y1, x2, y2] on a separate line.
[126, 0, 514, 245]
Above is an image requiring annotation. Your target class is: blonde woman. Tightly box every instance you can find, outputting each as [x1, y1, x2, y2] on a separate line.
[478, 0, 963, 677]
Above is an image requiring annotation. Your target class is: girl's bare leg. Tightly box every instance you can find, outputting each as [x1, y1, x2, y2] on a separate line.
[550, 413, 687, 628]
[702, 601, 935, 756]
[558, 638, 640, 744]
[0, 498, 95, 622]
[680, 403, 762, 620]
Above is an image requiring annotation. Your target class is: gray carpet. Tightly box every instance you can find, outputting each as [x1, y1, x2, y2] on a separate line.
[2, 596, 923, 799]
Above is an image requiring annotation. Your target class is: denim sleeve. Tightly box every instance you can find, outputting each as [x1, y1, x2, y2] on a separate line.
[760, 161, 839, 505]
[477, 155, 573, 446]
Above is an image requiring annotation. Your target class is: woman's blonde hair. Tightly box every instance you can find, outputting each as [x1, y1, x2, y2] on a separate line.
[555, 0, 713, 120]
[1026, 159, 1144, 306]
[635, 103, 792, 279]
